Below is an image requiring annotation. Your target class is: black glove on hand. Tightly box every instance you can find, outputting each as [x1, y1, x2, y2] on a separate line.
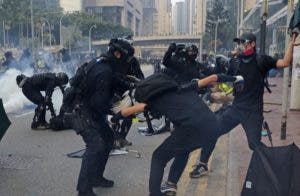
[179, 79, 199, 91]
[111, 112, 124, 124]
[129, 82, 136, 89]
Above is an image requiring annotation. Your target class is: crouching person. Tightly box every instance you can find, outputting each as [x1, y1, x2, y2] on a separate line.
[16, 72, 68, 130]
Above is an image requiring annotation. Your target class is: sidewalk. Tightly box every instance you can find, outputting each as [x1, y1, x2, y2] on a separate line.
[227, 77, 300, 196]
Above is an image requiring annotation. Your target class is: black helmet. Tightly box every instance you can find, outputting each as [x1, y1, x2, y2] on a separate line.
[55, 72, 69, 85]
[185, 44, 198, 60]
[108, 38, 134, 57]
[173, 44, 198, 60]
[16, 74, 27, 87]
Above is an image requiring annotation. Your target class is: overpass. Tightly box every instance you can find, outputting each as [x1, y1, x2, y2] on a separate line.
[93, 35, 201, 47]
[92, 35, 201, 58]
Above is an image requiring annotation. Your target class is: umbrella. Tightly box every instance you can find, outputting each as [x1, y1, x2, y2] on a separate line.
[0, 99, 11, 142]
[289, 1, 300, 35]
[241, 143, 300, 196]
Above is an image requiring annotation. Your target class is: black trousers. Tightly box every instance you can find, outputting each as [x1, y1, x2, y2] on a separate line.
[149, 127, 216, 196]
[76, 120, 114, 193]
[22, 82, 46, 123]
[200, 105, 264, 163]
[119, 116, 132, 139]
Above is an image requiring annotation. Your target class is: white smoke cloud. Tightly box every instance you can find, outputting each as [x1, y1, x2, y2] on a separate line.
[0, 68, 34, 113]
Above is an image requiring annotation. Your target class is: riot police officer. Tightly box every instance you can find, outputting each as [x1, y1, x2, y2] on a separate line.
[16, 72, 68, 129]
[111, 39, 145, 147]
[65, 38, 135, 196]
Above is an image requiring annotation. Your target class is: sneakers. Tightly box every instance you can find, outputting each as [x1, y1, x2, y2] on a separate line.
[114, 139, 132, 149]
[93, 177, 114, 188]
[161, 181, 177, 195]
[189, 163, 209, 178]
[121, 139, 132, 147]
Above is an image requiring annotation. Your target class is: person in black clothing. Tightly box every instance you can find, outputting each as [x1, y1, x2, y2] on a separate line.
[16, 72, 68, 129]
[3, 51, 19, 70]
[66, 38, 134, 196]
[151, 43, 202, 135]
[59, 48, 74, 73]
[19, 48, 33, 71]
[111, 41, 145, 147]
[189, 32, 299, 178]
[111, 46, 244, 196]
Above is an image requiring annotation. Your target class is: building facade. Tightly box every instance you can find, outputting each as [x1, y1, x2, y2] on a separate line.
[142, 0, 156, 35]
[153, 0, 172, 35]
[174, 1, 187, 34]
[60, 0, 82, 12]
[82, 0, 143, 36]
[172, 0, 205, 35]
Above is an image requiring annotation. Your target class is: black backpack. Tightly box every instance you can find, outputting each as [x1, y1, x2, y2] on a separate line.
[63, 58, 105, 109]
[134, 72, 179, 103]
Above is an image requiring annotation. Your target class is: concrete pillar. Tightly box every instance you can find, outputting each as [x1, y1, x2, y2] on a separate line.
[121, 8, 126, 27]
[290, 42, 300, 110]
[133, 16, 136, 36]
[134, 46, 142, 58]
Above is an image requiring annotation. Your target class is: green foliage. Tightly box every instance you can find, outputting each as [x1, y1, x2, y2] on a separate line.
[63, 12, 133, 40]
[205, 0, 238, 52]
[0, 0, 131, 48]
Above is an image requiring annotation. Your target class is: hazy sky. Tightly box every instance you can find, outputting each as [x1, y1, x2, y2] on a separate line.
[172, 0, 185, 4]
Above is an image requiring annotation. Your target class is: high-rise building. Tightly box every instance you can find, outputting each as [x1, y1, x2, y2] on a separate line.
[60, 0, 82, 12]
[172, 0, 206, 35]
[153, 0, 172, 35]
[173, 1, 188, 34]
[82, 0, 143, 36]
[142, 0, 156, 35]
[194, 0, 206, 35]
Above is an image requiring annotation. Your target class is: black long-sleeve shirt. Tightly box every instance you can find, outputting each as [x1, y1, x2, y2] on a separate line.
[84, 59, 114, 119]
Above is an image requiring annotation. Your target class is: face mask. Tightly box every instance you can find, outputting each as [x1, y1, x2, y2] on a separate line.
[243, 47, 254, 56]
[238, 42, 254, 56]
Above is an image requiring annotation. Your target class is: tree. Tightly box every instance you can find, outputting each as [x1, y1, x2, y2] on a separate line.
[205, 0, 236, 51]
[60, 12, 132, 51]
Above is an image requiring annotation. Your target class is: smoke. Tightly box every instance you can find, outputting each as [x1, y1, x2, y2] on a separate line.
[0, 68, 34, 113]
[0, 48, 89, 115]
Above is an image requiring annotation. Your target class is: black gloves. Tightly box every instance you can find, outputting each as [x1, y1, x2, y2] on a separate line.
[111, 112, 124, 124]
[179, 79, 199, 91]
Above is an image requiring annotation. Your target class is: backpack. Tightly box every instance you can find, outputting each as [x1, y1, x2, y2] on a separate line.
[63, 57, 106, 109]
[134, 72, 179, 103]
